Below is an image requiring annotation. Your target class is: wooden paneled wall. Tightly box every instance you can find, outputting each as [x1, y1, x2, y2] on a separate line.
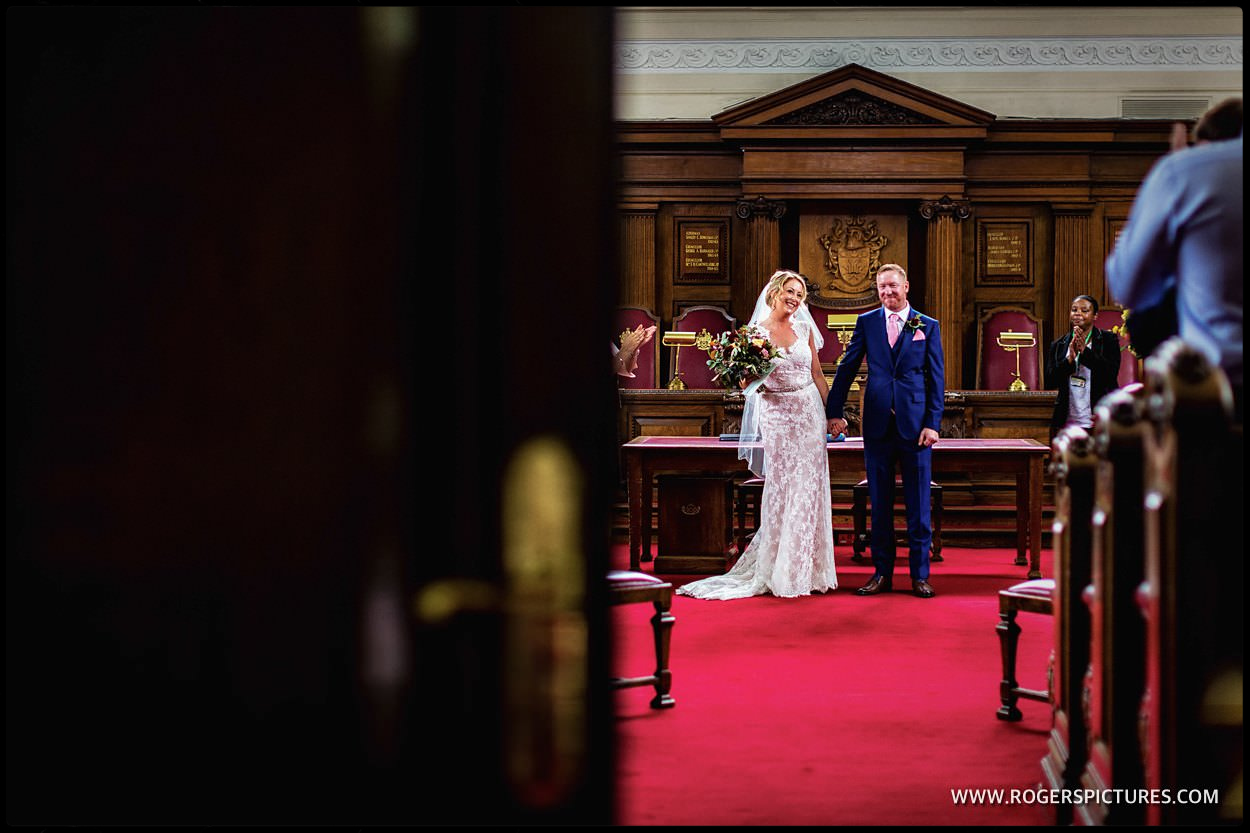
[617, 66, 1174, 392]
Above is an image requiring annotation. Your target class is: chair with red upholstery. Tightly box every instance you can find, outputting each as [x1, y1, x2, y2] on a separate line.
[1094, 306, 1142, 388]
[668, 305, 736, 390]
[614, 307, 662, 389]
[995, 577, 1055, 720]
[976, 306, 1044, 392]
[608, 570, 675, 709]
[806, 304, 862, 372]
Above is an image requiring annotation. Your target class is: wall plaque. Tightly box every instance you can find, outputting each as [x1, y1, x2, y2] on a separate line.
[976, 221, 1031, 285]
[675, 221, 727, 284]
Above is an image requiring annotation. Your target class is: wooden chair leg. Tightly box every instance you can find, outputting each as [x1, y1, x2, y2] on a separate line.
[996, 606, 1023, 721]
[735, 482, 763, 555]
[852, 485, 868, 561]
[649, 595, 676, 709]
[735, 486, 748, 554]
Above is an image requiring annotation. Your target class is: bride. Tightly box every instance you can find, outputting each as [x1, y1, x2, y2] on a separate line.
[677, 269, 838, 600]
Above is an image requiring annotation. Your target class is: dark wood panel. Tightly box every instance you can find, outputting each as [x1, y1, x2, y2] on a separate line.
[1091, 153, 1167, 180]
[9, 6, 617, 826]
[743, 149, 965, 179]
[620, 153, 743, 183]
[966, 152, 1091, 181]
[656, 476, 735, 573]
[619, 389, 727, 440]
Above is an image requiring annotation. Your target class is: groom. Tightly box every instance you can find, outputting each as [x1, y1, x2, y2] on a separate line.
[826, 264, 945, 598]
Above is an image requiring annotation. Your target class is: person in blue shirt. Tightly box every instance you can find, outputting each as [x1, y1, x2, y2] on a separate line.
[1105, 98, 1243, 419]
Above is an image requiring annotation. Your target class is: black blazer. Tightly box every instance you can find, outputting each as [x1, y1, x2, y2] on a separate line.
[1045, 327, 1122, 437]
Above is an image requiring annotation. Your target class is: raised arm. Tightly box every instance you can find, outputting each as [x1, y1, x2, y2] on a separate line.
[614, 323, 656, 377]
[1105, 158, 1179, 309]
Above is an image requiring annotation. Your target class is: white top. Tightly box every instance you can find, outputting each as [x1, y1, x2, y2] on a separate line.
[1068, 360, 1093, 428]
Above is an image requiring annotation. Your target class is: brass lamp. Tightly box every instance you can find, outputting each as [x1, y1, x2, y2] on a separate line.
[826, 313, 860, 390]
[662, 331, 697, 390]
[996, 330, 1037, 391]
[661, 328, 715, 390]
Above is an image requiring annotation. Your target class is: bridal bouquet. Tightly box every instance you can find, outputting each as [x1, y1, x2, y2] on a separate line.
[706, 324, 781, 392]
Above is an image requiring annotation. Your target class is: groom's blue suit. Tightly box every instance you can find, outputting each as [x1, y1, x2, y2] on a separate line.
[826, 306, 945, 581]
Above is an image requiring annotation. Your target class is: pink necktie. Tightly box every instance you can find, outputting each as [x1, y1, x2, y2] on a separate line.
[888, 313, 901, 347]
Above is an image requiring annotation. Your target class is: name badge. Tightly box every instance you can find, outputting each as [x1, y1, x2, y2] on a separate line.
[1069, 375, 1087, 388]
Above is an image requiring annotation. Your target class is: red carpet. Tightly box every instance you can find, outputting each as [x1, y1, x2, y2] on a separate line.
[612, 544, 1056, 826]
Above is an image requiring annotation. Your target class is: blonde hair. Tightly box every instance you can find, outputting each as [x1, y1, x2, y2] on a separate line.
[764, 269, 808, 308]
[876, 263, 907, 282]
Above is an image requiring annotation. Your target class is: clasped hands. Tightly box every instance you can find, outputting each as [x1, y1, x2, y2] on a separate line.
[825, 418, 939, 448]
[1066, 325, 1087, 363]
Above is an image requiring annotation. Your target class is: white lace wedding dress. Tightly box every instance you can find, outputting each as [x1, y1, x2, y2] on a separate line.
[677, 319, 838, 599]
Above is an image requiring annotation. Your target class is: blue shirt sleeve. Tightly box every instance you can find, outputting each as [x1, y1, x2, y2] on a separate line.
[1105, 156, 1180, 310]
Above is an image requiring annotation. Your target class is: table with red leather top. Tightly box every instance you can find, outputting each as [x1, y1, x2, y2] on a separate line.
[622, 436, 1050, 579]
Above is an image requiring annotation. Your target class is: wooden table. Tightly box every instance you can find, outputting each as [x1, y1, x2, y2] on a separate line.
[622, 436, 1050, 579]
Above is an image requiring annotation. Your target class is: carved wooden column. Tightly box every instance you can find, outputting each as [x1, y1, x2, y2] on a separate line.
[1053, 203, 1096, 330]
[735, 196, 786, 321]
[920, 196, 971, 392]
[619, 204, 657, 310]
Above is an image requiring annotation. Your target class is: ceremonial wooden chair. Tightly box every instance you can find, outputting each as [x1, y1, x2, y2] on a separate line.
[667, 305, 735, 390]
[1094, 306, 1142, 389]
[608, 570, 675, 709]
[1036, 424, 1097, 826]
[995, 577, 1054, 715]
[806, 302, 862, 371]
[976, 306, 1044, 392]
[734, 476, 765, 554]
[614, 306, 661, 389]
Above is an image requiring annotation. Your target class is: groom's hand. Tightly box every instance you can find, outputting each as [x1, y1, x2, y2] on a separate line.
[918, 427, 939, 448]
[828, 418, 847, 436]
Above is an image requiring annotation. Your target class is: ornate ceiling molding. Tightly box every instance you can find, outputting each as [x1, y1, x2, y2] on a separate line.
[616, 37, 1242, 73]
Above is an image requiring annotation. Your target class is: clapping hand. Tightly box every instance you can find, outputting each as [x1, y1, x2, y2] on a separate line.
[618, 324, 657, 372]
[620, 323, 655, 355]
[1170, 121, 1190, 152]
[1066, 324, 1086, 362]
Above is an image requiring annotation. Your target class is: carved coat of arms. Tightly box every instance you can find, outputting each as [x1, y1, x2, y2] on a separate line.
[818, 217, 889, 295]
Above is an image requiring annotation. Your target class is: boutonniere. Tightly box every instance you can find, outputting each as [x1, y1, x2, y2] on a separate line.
[904, 315, 925, 333]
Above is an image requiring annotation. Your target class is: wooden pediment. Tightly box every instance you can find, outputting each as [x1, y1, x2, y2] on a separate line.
[712, 63, 994, 140]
